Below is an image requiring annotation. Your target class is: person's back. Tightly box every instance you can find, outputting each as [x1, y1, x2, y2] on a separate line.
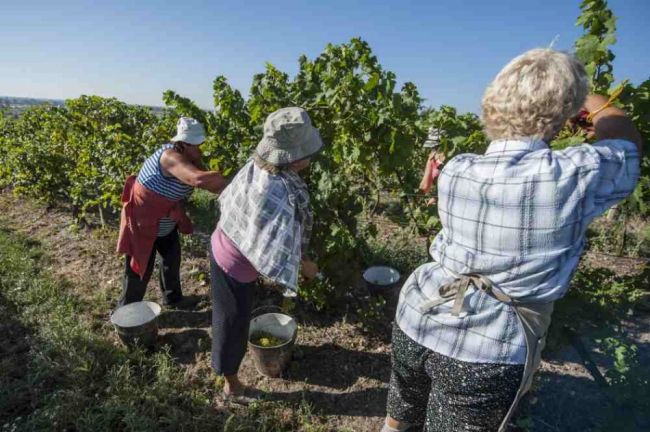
[384, 48, 642, 432]
[208, 107, 323, 402]
[137, 143, 194, 202]
[116, 117, 225, 308]
[434, 137, 640, 301]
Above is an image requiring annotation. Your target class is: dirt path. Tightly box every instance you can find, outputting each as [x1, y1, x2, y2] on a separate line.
[1, 193, 648, 431]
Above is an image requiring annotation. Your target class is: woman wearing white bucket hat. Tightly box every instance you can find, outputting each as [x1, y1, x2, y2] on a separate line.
[209, 107, 323, 402]
[116, 117, 226, 308]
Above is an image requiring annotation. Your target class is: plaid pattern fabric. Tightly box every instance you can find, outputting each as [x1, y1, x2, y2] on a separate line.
[396, 138, 640, 364]
[218, 160, 312, 293]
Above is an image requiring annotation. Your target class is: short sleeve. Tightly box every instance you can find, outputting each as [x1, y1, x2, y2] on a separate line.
[586, 139, 640, 214]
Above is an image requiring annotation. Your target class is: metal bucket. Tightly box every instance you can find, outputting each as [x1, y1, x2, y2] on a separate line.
[363, 265, 401, 295]
[110, 301, 161, 348]
[248, 306, 297, 377]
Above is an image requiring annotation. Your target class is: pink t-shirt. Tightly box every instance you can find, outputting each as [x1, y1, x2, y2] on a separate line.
[211, 228, 259, 283]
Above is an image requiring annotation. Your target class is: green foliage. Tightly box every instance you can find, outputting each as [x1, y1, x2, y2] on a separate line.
[163, 38, 428, 308]
[185, 188, 219, 233]
[297, 275, 336, 312]
[164, 77, 254, 176]
[551, 127, 588, 150]
[575, 0, 617, 93]
[572, 267, 645, 310]
[0, 105, 73, 204]
[548, 264, 648, 350]
[65, 96, 165, 217]
[413, 106, 486, 233]
[553, 0, 650, 217]
[361, 225, 429, 275]
[552, 0, 617, 148]
[594, 335, 650, 430]
[0, 110, 14, 188]
[420, 106, 487, 157]
[586, 217, 650, 257]
[619, 79, 650, 216]
[599, 337, 641, 396]
[355, 295, 388, 332]
[0, 96, 171, 221]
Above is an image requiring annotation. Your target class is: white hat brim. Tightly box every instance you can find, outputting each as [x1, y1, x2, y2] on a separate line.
[171, 133, 205, 145]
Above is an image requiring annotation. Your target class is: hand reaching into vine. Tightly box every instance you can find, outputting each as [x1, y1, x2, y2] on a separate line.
[419, 150, 445, 205]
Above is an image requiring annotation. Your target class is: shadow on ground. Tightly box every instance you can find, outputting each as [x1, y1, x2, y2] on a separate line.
[0, 289, 37, 424]
[284, 343, 390, 389]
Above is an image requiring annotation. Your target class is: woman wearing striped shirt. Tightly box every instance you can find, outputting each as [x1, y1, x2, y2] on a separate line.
[117, 117, 226, 308]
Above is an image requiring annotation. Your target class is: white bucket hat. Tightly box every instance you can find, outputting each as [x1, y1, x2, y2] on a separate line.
[255, 107, 324, 165]
[170, 117, 206, 145]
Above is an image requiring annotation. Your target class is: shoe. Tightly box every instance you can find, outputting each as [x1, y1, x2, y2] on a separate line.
[164, 295, 200, 310]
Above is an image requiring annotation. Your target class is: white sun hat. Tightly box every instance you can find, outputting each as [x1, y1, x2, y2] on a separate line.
[170, 117, 206, 145]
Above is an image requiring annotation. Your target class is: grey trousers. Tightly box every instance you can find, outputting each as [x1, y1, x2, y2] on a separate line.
[209, 242, 256, 376]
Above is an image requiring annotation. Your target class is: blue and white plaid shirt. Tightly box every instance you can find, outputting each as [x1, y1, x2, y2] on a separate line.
[218, 160, 312, 294]
[396, 138, 640, 364]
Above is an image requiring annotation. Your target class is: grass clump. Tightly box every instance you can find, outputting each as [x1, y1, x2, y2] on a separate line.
[0, 227, 221, 431]
[0, 225, 334, 432]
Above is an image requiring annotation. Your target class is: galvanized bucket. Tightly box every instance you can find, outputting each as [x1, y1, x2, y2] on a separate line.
[110, 301, 161, 348]
[363, 265, 401, 295]
[248, 306, 297, 377]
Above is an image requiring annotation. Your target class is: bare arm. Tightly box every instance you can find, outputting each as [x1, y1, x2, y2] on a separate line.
[584, 94, 643, 156]
[160, 150, 227, 193]
[300, 258, 319, 280]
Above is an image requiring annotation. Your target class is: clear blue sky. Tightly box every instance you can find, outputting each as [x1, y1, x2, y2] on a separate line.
[2, 0, 649, 113]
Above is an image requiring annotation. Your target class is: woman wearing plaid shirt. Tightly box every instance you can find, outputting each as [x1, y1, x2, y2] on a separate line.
[210, 107, 323, 403]
[383, 49, 642, 432]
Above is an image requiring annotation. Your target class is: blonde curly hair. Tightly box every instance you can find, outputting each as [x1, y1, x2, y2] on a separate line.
[481, 48, 588, 142]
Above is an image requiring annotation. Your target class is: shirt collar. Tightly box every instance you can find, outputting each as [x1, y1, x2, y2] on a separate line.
[485, 138, 548, 155]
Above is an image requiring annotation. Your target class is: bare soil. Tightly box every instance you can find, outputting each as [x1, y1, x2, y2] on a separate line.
[1, 193, 648, 431]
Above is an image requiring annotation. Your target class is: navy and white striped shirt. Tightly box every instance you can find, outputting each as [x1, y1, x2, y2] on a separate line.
[137, 144, 193, 236]
[396, 138, 640, 364]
